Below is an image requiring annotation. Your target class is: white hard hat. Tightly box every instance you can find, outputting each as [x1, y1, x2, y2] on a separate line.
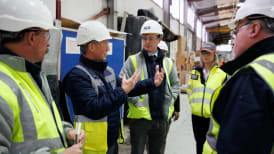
[0, 0, 55, 32]
[77, 20, 111, 45]
[140, 20, 163, 35]
[158, 41, 168, 52]
[230, 0, 274, 28]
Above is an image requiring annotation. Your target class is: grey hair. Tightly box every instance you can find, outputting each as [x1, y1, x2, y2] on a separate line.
[247, 15, 274, 34]
[79, 40, 99, 55]
[0, 30, 23, 45]
[257, 18, 274, 34]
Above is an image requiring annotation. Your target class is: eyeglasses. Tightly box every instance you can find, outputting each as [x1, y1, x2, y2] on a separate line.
[201, 51, 212, 55]
[26, 29, 50, 41]
[232, 15, 267, 39]
[141, 36, 159, 41]
[232, 20, 251, 36]
[91, 41, 109, 49]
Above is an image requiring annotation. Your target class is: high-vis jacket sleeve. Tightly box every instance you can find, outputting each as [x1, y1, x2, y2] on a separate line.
[0, 96, 13, 154]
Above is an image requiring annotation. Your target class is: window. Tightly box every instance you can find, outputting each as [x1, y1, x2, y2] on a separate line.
[217, 44, 232, 52]
[170, 0, 179, 19]
[179, 0, 184, 24]
[152, 0, 163, 8]
[202, 26, 207, 42]
[196, 19, 202, 39]
[187, 7, 195, 30]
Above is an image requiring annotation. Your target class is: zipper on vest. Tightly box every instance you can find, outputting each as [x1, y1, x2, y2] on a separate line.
[201, 85, 206, 118]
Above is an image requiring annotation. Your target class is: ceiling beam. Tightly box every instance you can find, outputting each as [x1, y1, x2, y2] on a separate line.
[187, 0, 202, 2]
[208, 28, 231, 33]
[206, 25, 229, 30]
[203, 17, 232, 24]
[197, 5, 235, 16]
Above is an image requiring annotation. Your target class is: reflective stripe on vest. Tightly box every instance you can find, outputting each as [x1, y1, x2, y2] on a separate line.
[205, 53, 274, 153]
[128, 54, 174, 120]
[187, 65, 227, 118]
[0, 56, 65, 153]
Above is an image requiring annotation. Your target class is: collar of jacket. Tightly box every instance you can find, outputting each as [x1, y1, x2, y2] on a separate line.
[194, 64, 218, 85]
[142, 48, 165, 62]
[80, 55, 108, 73]
[0, 45, 41, 73]
[221, 36, 274, 75]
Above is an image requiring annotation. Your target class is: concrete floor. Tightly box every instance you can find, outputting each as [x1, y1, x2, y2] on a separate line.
[119, 94, 196, 154]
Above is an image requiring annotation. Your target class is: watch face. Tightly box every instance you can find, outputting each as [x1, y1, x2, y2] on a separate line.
[191, 74, 198, 80]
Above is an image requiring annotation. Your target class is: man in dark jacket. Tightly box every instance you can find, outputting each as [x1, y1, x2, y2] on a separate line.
[120, 20, 180, 154]
[210, 0, 274, 153]
[63, 20, 164, 154]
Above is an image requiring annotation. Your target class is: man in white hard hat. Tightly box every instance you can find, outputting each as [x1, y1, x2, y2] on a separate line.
[63, 20, 164, 154]
[0, 0, 85, 153]
[204, 0, 274, 153]
[120, 20, 180, 154]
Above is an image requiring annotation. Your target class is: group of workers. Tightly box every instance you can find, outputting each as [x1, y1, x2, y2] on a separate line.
[187, 0, 274, 154]
[0, 0, 273, 154]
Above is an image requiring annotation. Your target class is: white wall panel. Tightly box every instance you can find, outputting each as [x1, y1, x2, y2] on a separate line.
[116, 0, 163, 21]
[169, 18, 179, 60]
[61, 0, 107, 24]
[170, 18, 179, 34]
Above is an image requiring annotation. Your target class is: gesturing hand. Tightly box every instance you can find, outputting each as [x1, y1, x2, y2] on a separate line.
[154, 65, 164, 87]
[121, 70, 141, 94]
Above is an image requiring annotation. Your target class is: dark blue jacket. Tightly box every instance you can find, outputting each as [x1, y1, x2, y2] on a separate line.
[213, 37, 274, 154]
[63, 55, 155, 147]
[142, 49, 166, 119]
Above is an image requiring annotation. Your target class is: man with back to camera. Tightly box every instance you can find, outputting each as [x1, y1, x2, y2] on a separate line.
[203, 0, 274, 153]
[0, 0, 85, 153]
[120, 20, 180, 154]
[63, 20, 164, 154]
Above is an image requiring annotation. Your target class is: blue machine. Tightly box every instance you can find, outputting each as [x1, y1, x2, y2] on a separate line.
[60, 29, 125, 122]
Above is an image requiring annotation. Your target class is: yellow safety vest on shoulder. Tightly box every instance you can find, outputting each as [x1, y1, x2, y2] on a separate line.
[0, 55, 66, 153]
[187, 65, 227, 118]
[128, 54, 175, 120]
[203, 53, 274, 154]
[73, 65, 124, 154]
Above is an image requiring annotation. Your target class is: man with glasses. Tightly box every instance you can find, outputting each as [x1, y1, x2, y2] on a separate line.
[204, 0, 274, 153]
[0, 0, 86, 153]
[120, 20, 180, 154]
[63, 20, 164, 154]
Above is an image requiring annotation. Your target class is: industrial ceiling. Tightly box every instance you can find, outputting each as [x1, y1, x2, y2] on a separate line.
[187, 0, 245, 44]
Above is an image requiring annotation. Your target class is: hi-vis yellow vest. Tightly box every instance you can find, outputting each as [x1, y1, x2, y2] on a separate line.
[73, 65, 124, 154]
[203, 53, 274, 154]
[0, 55, 66, 153]
[187, 65, 227, 118]
[128, 54, 175, 120]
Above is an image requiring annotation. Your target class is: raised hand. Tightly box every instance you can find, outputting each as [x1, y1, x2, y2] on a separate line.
[154, 65, 164, 87]
[121, 70, 141, 94]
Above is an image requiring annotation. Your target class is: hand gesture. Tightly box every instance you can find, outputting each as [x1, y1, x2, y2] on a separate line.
[121, 70, 141, 94]
[154, 65, 164, 87]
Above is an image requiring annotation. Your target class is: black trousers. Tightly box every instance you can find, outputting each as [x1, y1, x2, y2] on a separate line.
[192, 115, 210, 154]
[130, 119, 169, 154]
[106, 141, 118, 154]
